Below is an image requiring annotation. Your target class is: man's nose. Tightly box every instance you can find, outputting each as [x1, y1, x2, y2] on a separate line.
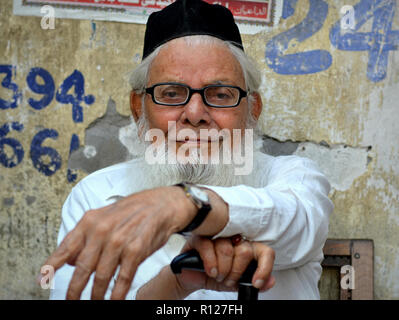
[180, 92, 212, 127]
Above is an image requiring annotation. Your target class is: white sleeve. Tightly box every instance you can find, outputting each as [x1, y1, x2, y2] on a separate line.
[203, 156, 334, 271]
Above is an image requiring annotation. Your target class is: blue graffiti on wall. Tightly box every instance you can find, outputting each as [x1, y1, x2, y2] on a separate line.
[0, 66, 94, 182]
[0, 65, 22, 110]
[56, 70, 95, 123]
[67, 133, 80, 183]
[266, 0, 332, 75]
[30, 128, 62, 177]
[266, 0, 398, 81]
[0, 122, 24, 168]
[26, 67, 55, 110]
[330, 0, 399, 82]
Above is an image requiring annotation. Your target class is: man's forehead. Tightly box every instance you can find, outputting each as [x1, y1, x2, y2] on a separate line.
[147, 38, 244, 84]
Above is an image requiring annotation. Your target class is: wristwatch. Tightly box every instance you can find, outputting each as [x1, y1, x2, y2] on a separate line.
[175, 182, 212, 235]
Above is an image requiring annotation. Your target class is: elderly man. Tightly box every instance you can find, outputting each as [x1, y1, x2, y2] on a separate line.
[43, 0, 333, 300]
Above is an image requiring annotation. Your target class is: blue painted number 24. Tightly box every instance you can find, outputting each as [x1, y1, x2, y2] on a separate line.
[266, 0, 398, 82]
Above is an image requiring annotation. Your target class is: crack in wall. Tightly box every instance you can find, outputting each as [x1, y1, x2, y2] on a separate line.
[68, 100, 373, 192]
[263, 135, 372, 191]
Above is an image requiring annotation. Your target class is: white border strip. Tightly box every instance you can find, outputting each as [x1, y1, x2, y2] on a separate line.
[13, 0, 282, 34]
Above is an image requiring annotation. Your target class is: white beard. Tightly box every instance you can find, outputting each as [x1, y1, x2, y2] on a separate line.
[123, 114, 264, 190]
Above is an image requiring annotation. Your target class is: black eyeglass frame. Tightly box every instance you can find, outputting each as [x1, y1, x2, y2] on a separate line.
[145, 82, 248, 108]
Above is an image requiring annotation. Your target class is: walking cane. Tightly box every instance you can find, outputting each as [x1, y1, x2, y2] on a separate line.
[171, 249, 259, 300]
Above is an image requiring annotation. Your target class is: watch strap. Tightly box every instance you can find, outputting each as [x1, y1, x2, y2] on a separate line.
[175, 183, 212, 234]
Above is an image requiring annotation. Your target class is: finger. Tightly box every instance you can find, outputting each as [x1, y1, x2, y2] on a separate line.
[111, 204, 177, 300]
[224, 241, 253, 288]
[251, 242, 275, 290]
[110, 262, 137, 300]
[110, 242, 143, 300]
[42, 208, 107, 275]
[202, 276, 238, 293]
[214, 239, 234, 283]
[65, 241, 102, 300]
[261, 275, 276, 291]
[90, 212, 144, 300]
[90, 241, 123, 300]
[42, 228, 85, 275]
[180, 239, 193, 253]
[190, 235, 218, 279]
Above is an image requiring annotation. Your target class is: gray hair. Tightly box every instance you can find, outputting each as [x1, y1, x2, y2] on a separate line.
[130, 35, 261, 93]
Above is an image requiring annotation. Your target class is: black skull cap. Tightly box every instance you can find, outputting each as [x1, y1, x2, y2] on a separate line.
[142, 0, 243, 59]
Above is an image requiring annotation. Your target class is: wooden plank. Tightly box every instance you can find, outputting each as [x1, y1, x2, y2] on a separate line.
[322, 255, 350, 267]
[323, 239, 351, 256]
[319, 267, 340, 300]
[351, 240, 374, 300]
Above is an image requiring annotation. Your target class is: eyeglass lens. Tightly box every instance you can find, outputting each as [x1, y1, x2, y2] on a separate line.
[153, 84, 240, 106]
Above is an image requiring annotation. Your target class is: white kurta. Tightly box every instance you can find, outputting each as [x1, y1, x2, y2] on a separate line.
[49, 152, 333, 300]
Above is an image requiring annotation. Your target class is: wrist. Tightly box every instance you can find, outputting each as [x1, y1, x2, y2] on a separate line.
[157, 265, 194, 299]
[136, 265, 192, 300]
[169, 266, 195, 299]
[170, 186, 198, 233]
[173, 183, 212, 235]
[192, 188, 228, 236]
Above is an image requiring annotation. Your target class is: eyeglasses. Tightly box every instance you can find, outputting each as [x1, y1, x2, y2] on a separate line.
[145, 82, 247, 108]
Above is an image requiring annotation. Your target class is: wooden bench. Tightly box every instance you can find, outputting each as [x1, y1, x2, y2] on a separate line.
[319, 239, 374, 300]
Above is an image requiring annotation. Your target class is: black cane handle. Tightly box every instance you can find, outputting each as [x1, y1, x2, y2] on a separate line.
[170, 249, 259, 300]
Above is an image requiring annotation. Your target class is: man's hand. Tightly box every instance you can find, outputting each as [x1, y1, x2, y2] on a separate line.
[175, 235, 275, 294]
[40, 186, 202, 300]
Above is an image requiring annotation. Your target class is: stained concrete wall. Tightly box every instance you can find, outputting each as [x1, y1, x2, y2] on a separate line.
[0, 0, 398, 299]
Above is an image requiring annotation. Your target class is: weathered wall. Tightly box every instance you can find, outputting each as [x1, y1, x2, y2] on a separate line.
[1, 0, 398, 299]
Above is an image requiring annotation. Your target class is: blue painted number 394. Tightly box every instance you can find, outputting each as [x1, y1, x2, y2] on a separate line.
[0, 66, 94, 181]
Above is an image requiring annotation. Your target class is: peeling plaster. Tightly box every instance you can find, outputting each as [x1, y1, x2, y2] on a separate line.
[83, 145, 97, 159]
[294, 142, 371, 191]
[68, 99, 131, 173]
[1, 0, 398, 300]
[262, 136, 372, 192]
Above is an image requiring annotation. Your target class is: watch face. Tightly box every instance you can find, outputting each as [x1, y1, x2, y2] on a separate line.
[191, 187, 209, 202]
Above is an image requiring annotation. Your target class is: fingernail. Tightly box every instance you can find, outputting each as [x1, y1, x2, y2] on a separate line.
[266, 276, 276, 289]
[210, 267, 218, 278]
[216, 275, 224, 282]
[225, 279, 235, 287]
[254, 279, 264, 289]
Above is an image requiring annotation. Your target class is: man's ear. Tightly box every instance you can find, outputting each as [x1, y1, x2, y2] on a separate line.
[130, 91, 143, 122]
[250, 92, 263, 121]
